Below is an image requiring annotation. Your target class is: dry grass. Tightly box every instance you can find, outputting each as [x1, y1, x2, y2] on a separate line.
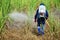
[0, 20, 55, 40]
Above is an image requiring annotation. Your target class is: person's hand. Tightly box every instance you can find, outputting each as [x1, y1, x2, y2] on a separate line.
[46, 17, 48, 20]
[34, 19, 37, 22]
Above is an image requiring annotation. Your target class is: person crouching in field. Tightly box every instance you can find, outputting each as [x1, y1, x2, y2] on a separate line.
[34, 3, 48, 35]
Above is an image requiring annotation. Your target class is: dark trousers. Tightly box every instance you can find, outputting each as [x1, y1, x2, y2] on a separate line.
[37, 17, 45, 26]
[37, 17, 45, 32]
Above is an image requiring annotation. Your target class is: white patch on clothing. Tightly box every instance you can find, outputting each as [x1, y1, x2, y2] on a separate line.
[39, 5, 46, 13]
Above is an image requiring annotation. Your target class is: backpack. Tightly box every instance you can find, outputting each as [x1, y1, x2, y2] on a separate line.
[38, 5, 46, 18]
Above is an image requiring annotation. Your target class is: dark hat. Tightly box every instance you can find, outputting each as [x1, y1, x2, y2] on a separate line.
[40, 3, 45, 5]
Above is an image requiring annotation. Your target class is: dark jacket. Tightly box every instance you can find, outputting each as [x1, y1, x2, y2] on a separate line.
[35, 9, 48, 20]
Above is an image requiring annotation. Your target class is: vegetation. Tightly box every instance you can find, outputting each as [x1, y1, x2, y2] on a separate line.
[0, 0, 60, 40]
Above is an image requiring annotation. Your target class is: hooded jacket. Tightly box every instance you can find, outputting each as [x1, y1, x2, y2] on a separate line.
[35, 3, 48, 20]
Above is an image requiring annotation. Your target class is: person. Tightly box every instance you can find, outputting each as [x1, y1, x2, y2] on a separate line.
[34, 3, 48, 35]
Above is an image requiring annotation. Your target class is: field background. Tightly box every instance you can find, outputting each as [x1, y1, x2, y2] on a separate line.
[0, 0, 60, 40]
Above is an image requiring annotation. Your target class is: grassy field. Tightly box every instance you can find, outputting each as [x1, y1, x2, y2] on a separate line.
[0, 0, 60, 40]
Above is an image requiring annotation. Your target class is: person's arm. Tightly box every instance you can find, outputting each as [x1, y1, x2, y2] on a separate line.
[46, 10, 48, 20]
[34, 9, 38, 22]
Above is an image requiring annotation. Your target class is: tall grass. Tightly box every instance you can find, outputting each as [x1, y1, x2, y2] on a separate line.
[0, 0, 60, 39]
[0, 0, 11, 33]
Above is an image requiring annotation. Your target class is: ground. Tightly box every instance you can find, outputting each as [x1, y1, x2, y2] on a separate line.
[0, 19, 54, 40]
[0, 11, 60, 40]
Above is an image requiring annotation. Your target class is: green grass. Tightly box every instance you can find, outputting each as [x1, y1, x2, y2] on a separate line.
[0, 0, 60, 39]
[0, 0, 60, 31]
[48, 11, 60, 32]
